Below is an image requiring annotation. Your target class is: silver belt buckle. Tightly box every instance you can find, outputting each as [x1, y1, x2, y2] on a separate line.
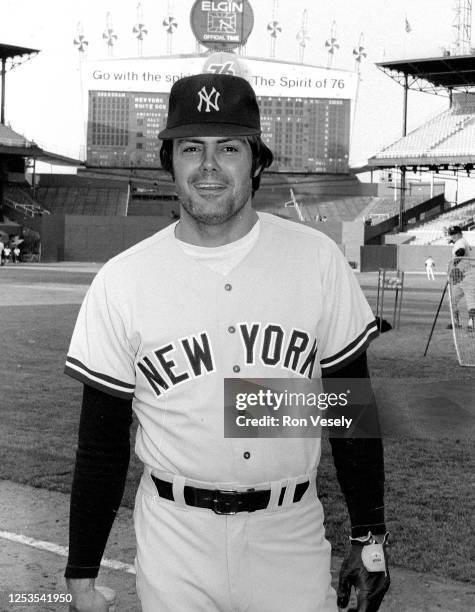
[212, 489, 238, 515]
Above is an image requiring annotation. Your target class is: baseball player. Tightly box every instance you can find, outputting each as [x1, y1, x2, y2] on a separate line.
[446, 225, 475, 331]
[424, 255, 435, 280]
[65, 73, 389, 611]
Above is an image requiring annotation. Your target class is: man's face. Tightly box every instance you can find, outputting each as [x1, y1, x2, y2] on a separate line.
[172, 137, 254, 226]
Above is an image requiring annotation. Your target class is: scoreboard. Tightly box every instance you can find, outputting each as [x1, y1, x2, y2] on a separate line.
[85, 55, 356, 173]
[259, 96, 350, 173]
[87, 91, 168, 168]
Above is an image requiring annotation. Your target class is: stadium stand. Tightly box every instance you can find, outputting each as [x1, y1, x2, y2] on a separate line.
[405, 200, 475, 244]
[377, 109, 475, 159]
[365, 195, 431, 220]
[367, 62, 475, 261]
[433, 118, 475, 157]
[253, 173, 377, 222]
[260, 193, 439, 225]
[371, 91, 475, 166]
[35, 175, 129, 216]
[4, 184, 48, 217]
[298, 196, 374, 221]
[0, 124, 39, 150]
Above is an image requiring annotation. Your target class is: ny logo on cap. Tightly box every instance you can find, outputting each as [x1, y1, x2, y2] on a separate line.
[197, 86, 221, 113]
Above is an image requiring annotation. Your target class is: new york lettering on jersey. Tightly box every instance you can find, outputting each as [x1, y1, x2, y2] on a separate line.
[137, 323, 318, 397]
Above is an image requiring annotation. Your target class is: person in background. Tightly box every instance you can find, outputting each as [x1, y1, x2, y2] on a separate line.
[3, 245, 11, 264]
[447, 226, 475, 331]
[424, 255, 435, 280]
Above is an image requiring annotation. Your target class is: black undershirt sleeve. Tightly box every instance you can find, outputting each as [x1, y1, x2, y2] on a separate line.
[65, 385, 133, 579]
[323, 351, 386, 538]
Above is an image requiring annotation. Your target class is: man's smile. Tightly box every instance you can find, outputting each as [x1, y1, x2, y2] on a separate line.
[193, 182, 228, 193]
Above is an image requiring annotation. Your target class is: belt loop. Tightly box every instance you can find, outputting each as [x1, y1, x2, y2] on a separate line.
[276, 478, 288, 507]
[172, 475, 187, 509]
[281, 477, 297, 508]
[309, 471, 317, 497]
[267, 479, 282, 510]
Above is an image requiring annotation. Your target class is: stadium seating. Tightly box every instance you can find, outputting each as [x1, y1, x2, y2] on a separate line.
[366, 195, 425, 219]
[298, 194, 431, 225]
[376, 108, 475, 159]
[433, 118, 475, 156]
[298, 196, 374, 221]
[4, 184, 48, 216]
[35, 185, 128, 216]
[405, 201, 475, 244]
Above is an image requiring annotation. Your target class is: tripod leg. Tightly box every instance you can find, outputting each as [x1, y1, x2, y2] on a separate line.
[376, 270, 382, 331]
[423, 280, 448, 357]
[393, 288, 398, 329]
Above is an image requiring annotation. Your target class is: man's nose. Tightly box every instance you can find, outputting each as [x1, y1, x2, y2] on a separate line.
[200, 146, 218, 172]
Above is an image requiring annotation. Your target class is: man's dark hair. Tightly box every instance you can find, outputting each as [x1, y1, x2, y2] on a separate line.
[159, 135, 274, 196]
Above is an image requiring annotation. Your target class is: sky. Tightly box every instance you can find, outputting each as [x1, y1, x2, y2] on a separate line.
[0, 0, 472, 166]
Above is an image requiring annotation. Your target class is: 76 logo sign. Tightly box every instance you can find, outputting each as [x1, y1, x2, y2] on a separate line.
[206, 61, 236, 75]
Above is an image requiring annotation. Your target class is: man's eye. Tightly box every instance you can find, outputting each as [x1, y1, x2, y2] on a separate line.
[222, 145, 239, 152]
[182, 146, 200, 153]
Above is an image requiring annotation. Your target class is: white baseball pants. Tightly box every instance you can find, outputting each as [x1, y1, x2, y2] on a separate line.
[134, 470, 337, 612]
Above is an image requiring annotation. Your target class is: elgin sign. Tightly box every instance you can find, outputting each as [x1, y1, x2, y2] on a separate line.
[190, 0, 254, 50]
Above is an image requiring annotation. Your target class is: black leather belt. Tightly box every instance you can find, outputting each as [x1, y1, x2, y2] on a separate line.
[151, 475, 309, 515]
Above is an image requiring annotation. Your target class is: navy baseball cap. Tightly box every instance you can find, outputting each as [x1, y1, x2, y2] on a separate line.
[448, 225, 462, 235]
[158, 73, 261, 139]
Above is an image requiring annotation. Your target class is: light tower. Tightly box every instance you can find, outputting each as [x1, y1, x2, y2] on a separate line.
[73, 22, 89, 159]
[267, 0, 282, 59]
[325, 20, 339, 69]
[163, 1, 178, 55]
[73, 22, 89, 56]
[133, 2, 148, 57]
[296, 9, 310, 64]
[102, 12, 118, 57]
[352, 32, 367, 75]
[452, 0, 472, 54]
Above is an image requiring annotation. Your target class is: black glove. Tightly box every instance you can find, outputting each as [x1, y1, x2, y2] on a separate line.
[337, 532, 390, 612]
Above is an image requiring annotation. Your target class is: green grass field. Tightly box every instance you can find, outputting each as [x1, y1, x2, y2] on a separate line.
[0, 268, 473, 582]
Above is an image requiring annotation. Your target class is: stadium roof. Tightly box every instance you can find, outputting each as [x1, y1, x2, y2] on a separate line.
[0, 124, 82, 165]
[376, 54, 475, 94]
[0, 124, 43, 155]
[0, 43, 39, 61]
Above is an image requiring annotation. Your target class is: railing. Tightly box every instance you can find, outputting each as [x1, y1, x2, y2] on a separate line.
[4, 197, 50, 217]
[364, 193, 445, 242]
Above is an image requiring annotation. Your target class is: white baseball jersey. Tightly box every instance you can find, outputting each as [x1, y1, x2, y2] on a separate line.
[452, 236, 471, 258]
[65, 212, 378, 485]
[451, 236, 475, 312]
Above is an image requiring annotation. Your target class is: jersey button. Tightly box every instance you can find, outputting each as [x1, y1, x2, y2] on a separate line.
[243, 451, 251, 459]
[228, 326, 236, 334]
[233, 365, 241, 373]
[224, 283, 232, 291]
